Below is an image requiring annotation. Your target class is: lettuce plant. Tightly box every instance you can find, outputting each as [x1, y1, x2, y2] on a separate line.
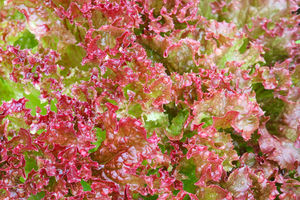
[0, 0, 299, 199]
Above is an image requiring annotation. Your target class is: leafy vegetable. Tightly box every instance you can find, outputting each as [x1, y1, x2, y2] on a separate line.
[27, 192, 45, 200]
[0, 0, 299, 199]
[80, 179, 92, 192]
[14, 29, 38, 50]
[88, 128, 106, 153]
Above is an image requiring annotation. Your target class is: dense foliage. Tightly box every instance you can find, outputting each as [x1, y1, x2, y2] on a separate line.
[0, 0, 299, 199]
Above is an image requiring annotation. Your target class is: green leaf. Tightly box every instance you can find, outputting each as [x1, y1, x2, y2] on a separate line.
[41, 35, 59, 50]
[197, 112, 213, 128]
[0, 78, 18, 103]
[230, 131, 255, 156]
[10, 10, 25, 20]
[252, 83, 285, 136]
[0, 189, 6, 197]
[27, 191, 45, 200]
[24, 89, 48, 116]
[36, 129, 46, 135]
[239, 38, 249, 54]
[144, 112, 169, 133]
[80, 179, 92, 191]
[89, 128, 106, 153]
[263, 38, 289, 66]
[167, 109, 189, 136]
[252, 83, 284, 114]
[14, 29, 38, 49]
[123, 84, 132, 100]
[50, 98, 58, 113]
[106, 98, 117, 106]
[180, 159, 197, 193]
[147, 168, 160, 176]
[19, 176, 25, 183]
[198, 0, 217, 20]
[7, 135, 13, 141]
[134, 27, 143, 36]
[132, 193, 140, 199]
[24, 152, 38, 176]
[180, 130, 197, 144]
[56, 45, 93, 94]
[295, 40, 300, 44]
[0, 77, 25, 104]
[142, 194, 158, 200]
[217, 39, 243, 69]
[58, 44, 86, 70]
[128, 103, 143, 118]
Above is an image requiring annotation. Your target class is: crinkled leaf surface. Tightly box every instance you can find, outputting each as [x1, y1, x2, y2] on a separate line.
[0, 0, 299, 199]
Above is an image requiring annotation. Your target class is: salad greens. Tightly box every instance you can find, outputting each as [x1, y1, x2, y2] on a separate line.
[0, 0, 299, 199]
